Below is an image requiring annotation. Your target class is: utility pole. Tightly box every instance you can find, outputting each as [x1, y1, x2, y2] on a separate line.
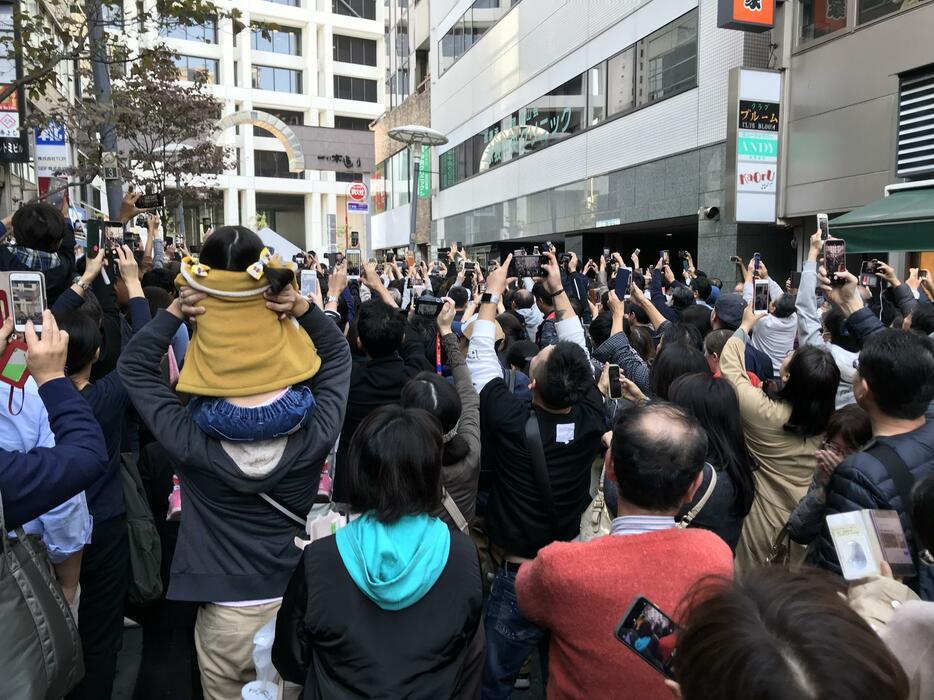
[86, 0, 124, 219]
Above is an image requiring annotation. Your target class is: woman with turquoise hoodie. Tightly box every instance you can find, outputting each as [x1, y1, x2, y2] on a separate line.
[273, 407, 485, 699]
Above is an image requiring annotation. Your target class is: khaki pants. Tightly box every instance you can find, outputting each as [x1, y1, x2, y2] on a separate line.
[194, 601, 301, 700]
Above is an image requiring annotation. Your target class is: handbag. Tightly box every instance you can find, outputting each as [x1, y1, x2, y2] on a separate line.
[677, 466, 718, 529]
[0, 488, 85, 699]
[579, 467, 612, 542]
[442, 487, 470, 534]
[765, 524, 792, 567]
[121, 453, 163, 605]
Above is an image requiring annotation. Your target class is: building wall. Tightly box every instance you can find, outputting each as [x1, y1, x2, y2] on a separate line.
[781, 2, 934, 217]
[429, 0, 746, 224]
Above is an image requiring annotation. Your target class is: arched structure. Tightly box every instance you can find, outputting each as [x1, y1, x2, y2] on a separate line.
[215, 110, 306, 173]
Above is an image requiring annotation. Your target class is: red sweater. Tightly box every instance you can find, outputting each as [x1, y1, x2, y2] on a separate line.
[516, 528, 733, 700]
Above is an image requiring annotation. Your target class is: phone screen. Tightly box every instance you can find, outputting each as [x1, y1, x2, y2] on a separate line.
[509, 255, 546, 279]
[608, 365, 623, 400]
[1, 347, 28, 383]
[136, 192, 164, 209]
[85, 220, 102, 259]
[659, 250, 669, 264]
[754, 280, 770, 313]
[615, 267, 632, 298]
[790, 271, 802, 289]
[300, 270, 317, 297]
[345, 249, 362, 276]
[818, 213, 830, 240]
[415, 298, 443, 318]
[824, 239, 847, 286]
[858, 261, 879, 288]
[104, 222, 124, 245]
[615, 597, 680, 679]
[11, 278, 45, 330]
[753, 252, 761, 271]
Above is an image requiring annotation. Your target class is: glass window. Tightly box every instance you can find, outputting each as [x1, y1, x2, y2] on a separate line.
[268, 0, 299, 6]
[254, 150, 300, 179]
[161, 19, 218, 43]
[858, 0, 925, 24]
[607, 47, 635, 116]
[175, 55, 219, 83]
[334, 76, 379, 102]
[799, 0, 848, 42]
[587, 62, 607, 125]
[392, 149, 410, 209]
[334, 116, 371, 130]
[438, 0, 521, 76]
[639, 9, 697, 105]
[439, 149, 457, 190]
[373, 160, 388, 214]
[252, 27, 301, 55]
[333, 0, 376, 20]
[520, 74, 586, 151]
[253, 65, 303, 93]
[333, 35, 378, 66]
[253, 109, 304, 137]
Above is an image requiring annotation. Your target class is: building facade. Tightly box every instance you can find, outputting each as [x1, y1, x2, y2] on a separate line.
[162, 0, 384, 250]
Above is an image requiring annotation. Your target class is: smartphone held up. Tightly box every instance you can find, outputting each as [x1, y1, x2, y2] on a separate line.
[615, 596, 680, 680]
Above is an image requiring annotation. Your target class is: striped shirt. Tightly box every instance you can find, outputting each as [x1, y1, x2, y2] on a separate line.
[610, 515, 677, 537]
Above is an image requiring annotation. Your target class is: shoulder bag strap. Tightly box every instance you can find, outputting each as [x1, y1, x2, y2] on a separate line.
[525, 413, 557, 534]
[677, 466, 718, 529]
[259, 492, 306, 528]
[442, 487, 469, 534]
[867, 442, 921, 573]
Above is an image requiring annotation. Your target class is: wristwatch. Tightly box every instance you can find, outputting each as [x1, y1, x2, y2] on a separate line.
[480, 292, 500, 305]
[326, 295, 340, 304]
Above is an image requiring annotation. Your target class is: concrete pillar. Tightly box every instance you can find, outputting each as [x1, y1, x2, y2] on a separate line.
[223, 187, 239, 225]
[305, 192, 322, 251]
[242, 188, 257, 230]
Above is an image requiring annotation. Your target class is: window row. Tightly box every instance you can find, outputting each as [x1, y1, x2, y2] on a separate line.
[799, 0, 932, 42]
[333, 0, 376, 20]
[254, 150, 301, 179]
[174, 55, 219, 84]
[438, 0, 521, 76]
[250, 26, 301, 56]
[253, 65, 303, 93]
[334, 34, 377, 66]
[334, 75, 379, 102]
[372, 148, 411, 214]
[439, 9, 697, 190]
[161, 20, 217, 44]
[334, 116, 372, 131]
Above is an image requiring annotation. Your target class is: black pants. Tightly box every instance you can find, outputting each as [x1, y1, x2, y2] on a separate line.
[134, 623, 203, 700]
[67, 514, 130, 700]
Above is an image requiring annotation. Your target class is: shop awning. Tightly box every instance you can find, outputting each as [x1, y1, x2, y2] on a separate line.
[831, 188, 934, 253]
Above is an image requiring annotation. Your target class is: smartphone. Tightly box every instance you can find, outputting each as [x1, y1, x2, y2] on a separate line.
[730, 255, 742, 264]
[44, 176, 68, 209]
[345, 248, 362, 279]
[659, 250, 669, 265]
[509, 254, 547, 279]
[817, 212, 830, 240]
[753, 279, 770, 314]
[85, 220, 102, 259]
[920, 269, 929, 280]
[615, 266, 632, 299]
[300, 270, 318, 297]
[608, 364, 623, 400]
[9, 272, 47, 333]
[103, 221, 124, 246]
[603, 247, 611, 262]
[542, 241, 553, 253]
[292, 252, 307, 268]
[0, 344, 29, 388]
[164, 235, 174, 246]
[414, 296, 444, 318]
[753, 252, 761, 271]
[682, 260, 690, 271]
[858, 260, 879, 289]
[464, 261, 476, 272]
[824, 238, 847, 286]
[136, 192, 164, 210]
[790, 271, 802, 289]
[633, 248, 640, 257]
[615, 596, 680, 680]
[533, 246, 541, 256]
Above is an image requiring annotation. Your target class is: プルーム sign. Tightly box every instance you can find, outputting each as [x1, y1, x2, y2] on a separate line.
[347, 182, 368, 202]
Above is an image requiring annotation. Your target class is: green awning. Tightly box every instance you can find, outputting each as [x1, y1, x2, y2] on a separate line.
[831, 188, 934, 253]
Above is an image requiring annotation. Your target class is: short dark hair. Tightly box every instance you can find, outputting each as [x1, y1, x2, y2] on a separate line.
[198, 226, 293, 294]
[703, 329, 732, 358]
[691, 276, 712, 302]
[628, 325, 655, 364]
[532, 281, 554, 308]
[346, 407, 442, 523]
[776, 345, 840, 436]
[911, 474, 934, 553]
[401, 372, 468, 466]
[611, 403, 708, 511]
[709, 276, 723, 290]
[632, 271, 646, 292]
[627, 302, 649, 325]
[143, 286, 173, 318]
[505, 340, 539, 375]
[773, 293, 797, 319]
[12, 202, 67, 251]
[54, 308, 102, 374]
[355, 299, 405, 358]
[680, 304, 712, 339]
[825, 404, 872, 453]
[659, 322, 703, 353]
[909, 302, 934, 336]
[141, 267, 177, 296]
[588, 310, 613, 349]
[650, 344, 709, 401]
[448, 286, 469, 309]
[858, 330, 934, 420]
[532, 341, 593, 409]
[671, 285, 695, 311]
[823, 305, 860, 353]
[675, 568, 909, 700]
[512, 288, 534, 310]
[78, 289, 103, 326]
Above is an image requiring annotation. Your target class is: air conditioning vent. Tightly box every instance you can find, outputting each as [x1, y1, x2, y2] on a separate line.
[898, 67, 934, 179]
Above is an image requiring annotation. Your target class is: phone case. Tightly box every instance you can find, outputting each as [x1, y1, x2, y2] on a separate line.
[0, 339, 31, 389]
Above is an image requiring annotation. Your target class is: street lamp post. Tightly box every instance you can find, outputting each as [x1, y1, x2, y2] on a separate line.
[387, 125, 448, 252]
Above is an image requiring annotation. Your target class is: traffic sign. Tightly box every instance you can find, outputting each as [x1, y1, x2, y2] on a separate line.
[347, 181, 368, 202]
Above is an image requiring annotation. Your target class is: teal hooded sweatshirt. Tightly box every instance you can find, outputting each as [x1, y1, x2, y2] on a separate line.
[335, 512, 451, 611]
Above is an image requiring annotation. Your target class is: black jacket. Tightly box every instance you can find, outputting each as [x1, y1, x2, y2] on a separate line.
[273, 530, 484, 699]
[118, 306, 352, 602]
[813, 404, 934, 600]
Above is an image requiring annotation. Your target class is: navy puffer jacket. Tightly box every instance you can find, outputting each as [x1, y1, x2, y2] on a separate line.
[812, 405, 934, 600]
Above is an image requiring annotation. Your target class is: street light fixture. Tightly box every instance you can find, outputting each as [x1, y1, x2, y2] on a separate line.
[388, 125, 448, 251]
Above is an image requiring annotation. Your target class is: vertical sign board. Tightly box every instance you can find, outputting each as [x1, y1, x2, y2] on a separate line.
[726, 68, 782, 223]
[417, 144, 430, 199]
[0, 86, 28, 164]
[35, 123, 68, 176]
[718, 0, 775, 32]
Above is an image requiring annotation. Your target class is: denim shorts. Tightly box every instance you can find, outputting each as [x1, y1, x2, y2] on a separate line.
[188, 386, 316, 442]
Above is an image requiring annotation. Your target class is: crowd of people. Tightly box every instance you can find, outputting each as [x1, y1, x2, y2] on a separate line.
[1, 192, 933, 700]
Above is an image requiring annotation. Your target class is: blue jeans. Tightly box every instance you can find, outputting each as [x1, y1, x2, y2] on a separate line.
[481, 566, 548, 699]
[188, 386, 316, 442]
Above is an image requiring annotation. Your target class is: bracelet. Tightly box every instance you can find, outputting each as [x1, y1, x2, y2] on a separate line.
[76, 279, 92, 292]
[553, 288, 567, 296]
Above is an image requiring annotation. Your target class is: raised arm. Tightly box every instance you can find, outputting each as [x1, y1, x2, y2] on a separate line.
[543, 251, 586, 352]
[468, 256, 511, 392]
[796, 231, 826, 348]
